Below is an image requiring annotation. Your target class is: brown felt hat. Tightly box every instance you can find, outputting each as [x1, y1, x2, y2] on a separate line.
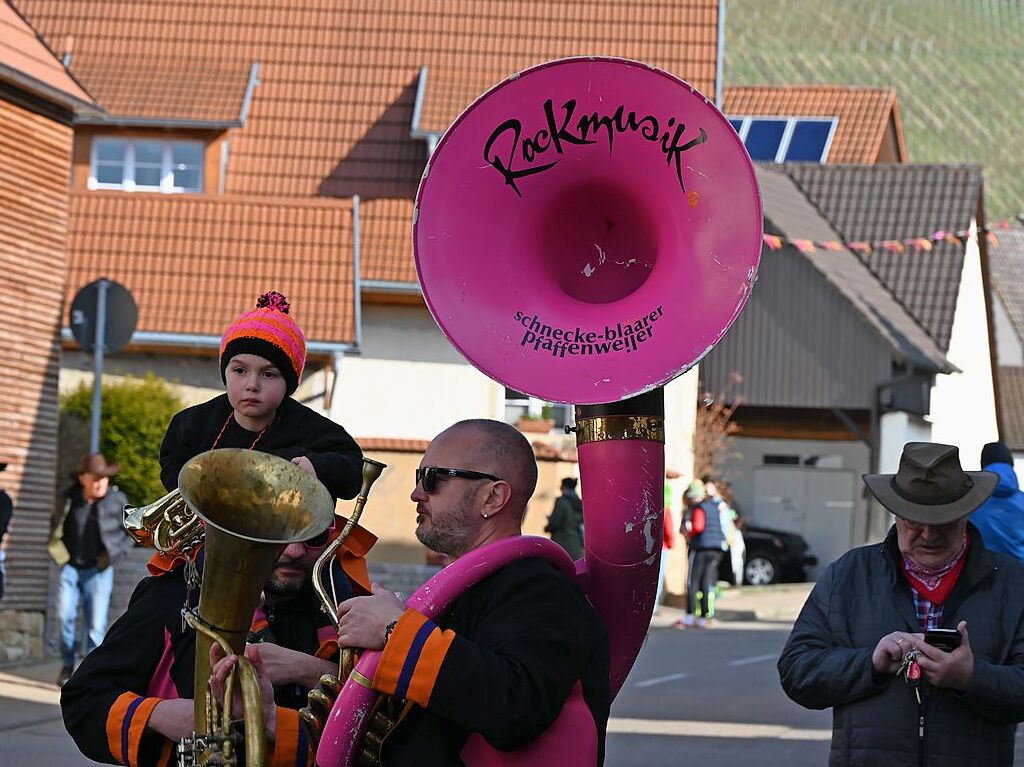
[74, 452, 120, 478]
[863, 442, 997, 525]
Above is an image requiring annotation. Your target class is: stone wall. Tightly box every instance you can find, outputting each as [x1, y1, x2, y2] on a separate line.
[0, 610, 45, 663]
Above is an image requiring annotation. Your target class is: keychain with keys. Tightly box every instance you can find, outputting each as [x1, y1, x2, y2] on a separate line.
[898, 647, 923, 704]
[898, 646, 926, 750]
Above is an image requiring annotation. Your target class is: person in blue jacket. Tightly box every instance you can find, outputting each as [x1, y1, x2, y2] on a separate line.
[970, 440, 1024, 561]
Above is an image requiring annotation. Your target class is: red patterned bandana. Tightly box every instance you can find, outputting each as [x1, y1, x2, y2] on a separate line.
[902, 532, 968, 592]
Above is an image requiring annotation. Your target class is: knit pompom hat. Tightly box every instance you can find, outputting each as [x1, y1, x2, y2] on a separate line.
[219, 291, 306, 395]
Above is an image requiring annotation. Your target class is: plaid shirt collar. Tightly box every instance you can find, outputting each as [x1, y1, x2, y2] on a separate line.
[910, 589, 943, 631]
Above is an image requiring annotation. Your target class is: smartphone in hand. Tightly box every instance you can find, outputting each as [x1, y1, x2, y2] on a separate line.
[925, 628, 961, 652]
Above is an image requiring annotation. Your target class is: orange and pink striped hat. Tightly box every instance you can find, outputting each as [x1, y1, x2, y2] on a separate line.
[219, 291, 306, 394]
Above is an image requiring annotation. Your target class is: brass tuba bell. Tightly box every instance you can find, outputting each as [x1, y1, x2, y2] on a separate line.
[176, 449, 335, 767]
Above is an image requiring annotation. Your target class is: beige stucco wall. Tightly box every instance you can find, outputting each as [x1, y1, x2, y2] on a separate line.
[350, 448, 577, 565]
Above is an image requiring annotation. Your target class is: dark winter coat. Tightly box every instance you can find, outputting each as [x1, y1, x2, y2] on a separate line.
[545, 491, 585, 559]
[779, 523, 1024, 766]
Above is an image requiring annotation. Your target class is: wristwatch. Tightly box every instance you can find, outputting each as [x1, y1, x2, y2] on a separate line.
[384, 619, 399, 644]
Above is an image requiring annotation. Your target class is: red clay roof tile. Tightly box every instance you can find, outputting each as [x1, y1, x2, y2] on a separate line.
[0, 0, 93, 107]
[20, 1, 722, 294]
[67, 191, 356, 343]
[71, 54, 252, 124]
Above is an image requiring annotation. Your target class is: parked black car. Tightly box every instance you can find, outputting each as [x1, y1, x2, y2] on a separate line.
[718, 525, 817, 585]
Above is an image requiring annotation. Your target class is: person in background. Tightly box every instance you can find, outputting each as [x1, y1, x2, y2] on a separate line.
[675, 479, 727, 628]
[704, 479, 736, 593]
[0, 461, 12, 601]
[545, 476, 585, 560]
[718, 480, 746, 586]
[654, 479, 675, 613]
[969, 440, 1024, 561]
[48, 453, 133, 686]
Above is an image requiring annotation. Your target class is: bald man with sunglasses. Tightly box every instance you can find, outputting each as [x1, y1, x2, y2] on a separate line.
[335, 419, 611, 767]
[61, 517, 376, 767]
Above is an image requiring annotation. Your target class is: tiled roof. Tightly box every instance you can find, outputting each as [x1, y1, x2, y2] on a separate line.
[416, 0, 721, 134]
[19, 1, 723, 291]
[67, 191, 356, 344]
[20, 0, 720, 199]
[71, 54, 252, 125]
[756, 165, 951, 373]
[987, 228, 1024, 347]
[724, 85, 906, 163]
[360, 197, 417, 284]
[0, 0, 93, 109]
[785, 164, 983, 351]
[998, 366, 1024, 451]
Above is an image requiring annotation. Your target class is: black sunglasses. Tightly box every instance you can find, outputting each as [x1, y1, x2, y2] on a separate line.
[302, 527, 332, 549]
[416, 466, 502, 494]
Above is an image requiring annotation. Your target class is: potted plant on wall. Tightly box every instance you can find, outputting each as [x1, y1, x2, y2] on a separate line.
[516, 404, 556, 434]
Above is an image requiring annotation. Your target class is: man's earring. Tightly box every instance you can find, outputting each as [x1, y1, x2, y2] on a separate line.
[481, 512, 489, 518]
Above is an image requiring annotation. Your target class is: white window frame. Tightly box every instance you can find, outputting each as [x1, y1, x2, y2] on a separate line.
[88, 137, 204, 193]
[729, 116, 838, 163]
[503, 390, 572, 430]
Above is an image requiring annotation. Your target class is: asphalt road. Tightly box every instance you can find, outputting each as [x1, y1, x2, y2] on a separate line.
[607, 618, 831, 766]
[5, 613, 1024, 765]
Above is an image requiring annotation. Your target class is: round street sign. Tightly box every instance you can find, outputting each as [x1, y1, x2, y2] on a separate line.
[69, 279, 138, 354]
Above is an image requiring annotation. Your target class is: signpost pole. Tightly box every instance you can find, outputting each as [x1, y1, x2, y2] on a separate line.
[88, 279, 109, 453]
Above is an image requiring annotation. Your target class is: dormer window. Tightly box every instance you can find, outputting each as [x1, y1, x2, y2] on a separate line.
[89, 137, 204, 193]
[728, 117, 837, 163]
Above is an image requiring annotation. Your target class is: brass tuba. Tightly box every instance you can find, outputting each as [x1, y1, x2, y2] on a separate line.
[123, 488, 204, 559]
[299, 458, 387, 755]
[174, 449, 336, 767]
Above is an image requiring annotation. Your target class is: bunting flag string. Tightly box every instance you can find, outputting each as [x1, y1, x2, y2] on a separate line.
[764, 219, 1021, 255]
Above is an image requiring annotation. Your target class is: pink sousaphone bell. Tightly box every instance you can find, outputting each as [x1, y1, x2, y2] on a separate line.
[318, 56, 762, 767]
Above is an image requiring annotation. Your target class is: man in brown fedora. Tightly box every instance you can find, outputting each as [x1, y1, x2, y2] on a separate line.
[48, 453, 132, 686]
[779, 442, 1024, 766]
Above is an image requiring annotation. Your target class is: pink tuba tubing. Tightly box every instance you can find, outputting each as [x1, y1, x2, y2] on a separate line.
[574, 389, 665, 697]
[316, 537, 577, 767]
[578, 437, 664, 696]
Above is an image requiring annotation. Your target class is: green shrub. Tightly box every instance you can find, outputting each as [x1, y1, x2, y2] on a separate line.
[59, 374, 184, 506]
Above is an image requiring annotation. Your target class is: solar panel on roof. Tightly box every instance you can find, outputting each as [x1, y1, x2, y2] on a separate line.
[744, 119, 788, 160]
[785, 120, 835, 162]
[728, 116, 838, 164]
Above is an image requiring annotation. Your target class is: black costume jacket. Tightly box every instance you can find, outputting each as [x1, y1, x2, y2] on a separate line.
[371, 556, 611, 766]
[160, 394, 363, 502]
[61, 564, 344, 767]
